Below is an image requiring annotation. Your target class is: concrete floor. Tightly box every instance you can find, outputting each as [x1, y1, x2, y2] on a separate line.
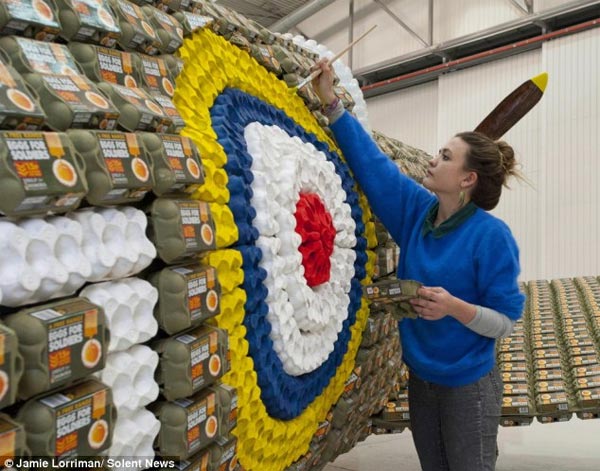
[323, 419, 600, 470]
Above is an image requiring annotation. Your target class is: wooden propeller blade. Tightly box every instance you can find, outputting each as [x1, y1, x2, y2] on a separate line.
[474, 73, 548, 140]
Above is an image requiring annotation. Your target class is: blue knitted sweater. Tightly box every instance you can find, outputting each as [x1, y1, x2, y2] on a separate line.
[331, 112, 525, 386]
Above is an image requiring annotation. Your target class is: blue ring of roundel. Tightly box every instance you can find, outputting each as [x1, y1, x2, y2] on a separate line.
[210, 88, 368, 420]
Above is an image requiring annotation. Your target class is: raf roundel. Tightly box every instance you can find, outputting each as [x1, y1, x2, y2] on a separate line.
[173, 28, 374, 471]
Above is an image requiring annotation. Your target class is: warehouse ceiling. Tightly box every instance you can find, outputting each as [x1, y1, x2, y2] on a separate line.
[217, 0, 307, 28]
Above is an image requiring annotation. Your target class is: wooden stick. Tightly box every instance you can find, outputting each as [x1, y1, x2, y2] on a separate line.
[296, 25, 378, 90]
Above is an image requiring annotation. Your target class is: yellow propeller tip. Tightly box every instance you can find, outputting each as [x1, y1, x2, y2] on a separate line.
[531, 72, 548, 92]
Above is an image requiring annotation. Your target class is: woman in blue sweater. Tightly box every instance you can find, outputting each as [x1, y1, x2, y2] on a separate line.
[313, 61, 525, 471]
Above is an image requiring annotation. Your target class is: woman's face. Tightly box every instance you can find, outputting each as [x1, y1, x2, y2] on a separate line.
[423, 136, 474, 195]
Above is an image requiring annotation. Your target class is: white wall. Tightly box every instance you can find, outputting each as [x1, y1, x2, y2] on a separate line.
[366, 80, 438, 154]
[366, 28, 600, 281]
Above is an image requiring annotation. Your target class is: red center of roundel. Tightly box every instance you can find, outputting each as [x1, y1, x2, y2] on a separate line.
[294, 192, 336, 287]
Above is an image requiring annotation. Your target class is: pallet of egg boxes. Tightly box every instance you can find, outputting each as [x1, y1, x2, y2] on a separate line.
[151, 382, 238, 468]
[363, 278, 421, 321]
[497, 316, 529, 420]
[497, 319, 535, 426]
[559, 313, 600, 419]
[0, 37, 122, 132]
[529, 311, 574, 422]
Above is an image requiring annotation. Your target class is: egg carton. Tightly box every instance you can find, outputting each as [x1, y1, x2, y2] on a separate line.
[103, 407, 160, 471]
[0, 206, 156, 307]
[80, 278, 158, 353]
[96, 345, 159, 415]
[0, 216, 90, 307]
[69, 206, 156, 282]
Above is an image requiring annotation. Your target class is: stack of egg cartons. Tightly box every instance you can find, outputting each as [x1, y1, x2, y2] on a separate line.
[0, 0, 199, 465]
[0, 0, 152, 462]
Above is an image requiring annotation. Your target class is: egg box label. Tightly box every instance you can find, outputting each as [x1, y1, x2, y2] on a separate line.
[498, 360, 527, 373]
[173, 390, 218, 455]
[179, 12, 213, 35]
[534, 367, 564, 382]
[572, 354, 598, 366]
[145, 9, 183, 53]
[172, 264, 220, 324]
[38, 380, 112, 457]
[95, 131, 151, 198]
[0, 131, 87, 216]
[36, 74, 119, 129]
[501, 395, 531, 416]
[177, 200, 217, 254]
[150, 93, 184, 132]
[0, 0, 61, 38]
[313, 411, 333, 442]
[114, 0, 160, 54]
[502, 382, 529, 396]
[0, 60, 45, 128]
[534, 358, 562, 370]
[535, 380, 566, 394]
[29, 299, 106, 389]
[363, 279, 421, 304]
[214, 436, 237, 471]
[576, 387, 600, 408]
[106, 83, 171, 132]
[94, 47, 138, 86]
[62, 0, 121, 43]
[175, 326, 228, 394]
[536, 391, 569, 413]
[160, 134, 205, 189]
[12, 37, 79, 75]
[139, 55, 175, 97]
[568, 345, 597, 357]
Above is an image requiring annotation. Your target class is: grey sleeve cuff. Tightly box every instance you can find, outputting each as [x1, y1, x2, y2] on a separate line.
[465, 305, 515, 339]
[324, 99, 345, 124]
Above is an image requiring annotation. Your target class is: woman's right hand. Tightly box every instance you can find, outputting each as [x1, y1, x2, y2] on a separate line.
[311, 59, 337, 106]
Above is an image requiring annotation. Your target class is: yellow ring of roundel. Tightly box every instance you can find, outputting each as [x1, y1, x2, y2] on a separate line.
[174, 29, 375, 471]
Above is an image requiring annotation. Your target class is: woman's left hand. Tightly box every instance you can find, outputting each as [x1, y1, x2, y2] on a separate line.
[409, 286, 457, 321]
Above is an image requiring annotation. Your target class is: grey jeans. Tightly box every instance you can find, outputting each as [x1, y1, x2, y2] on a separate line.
[408, 367, 503, 471]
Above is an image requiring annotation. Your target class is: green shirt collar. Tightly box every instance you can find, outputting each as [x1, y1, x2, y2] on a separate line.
[422, 201, 477, 238]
